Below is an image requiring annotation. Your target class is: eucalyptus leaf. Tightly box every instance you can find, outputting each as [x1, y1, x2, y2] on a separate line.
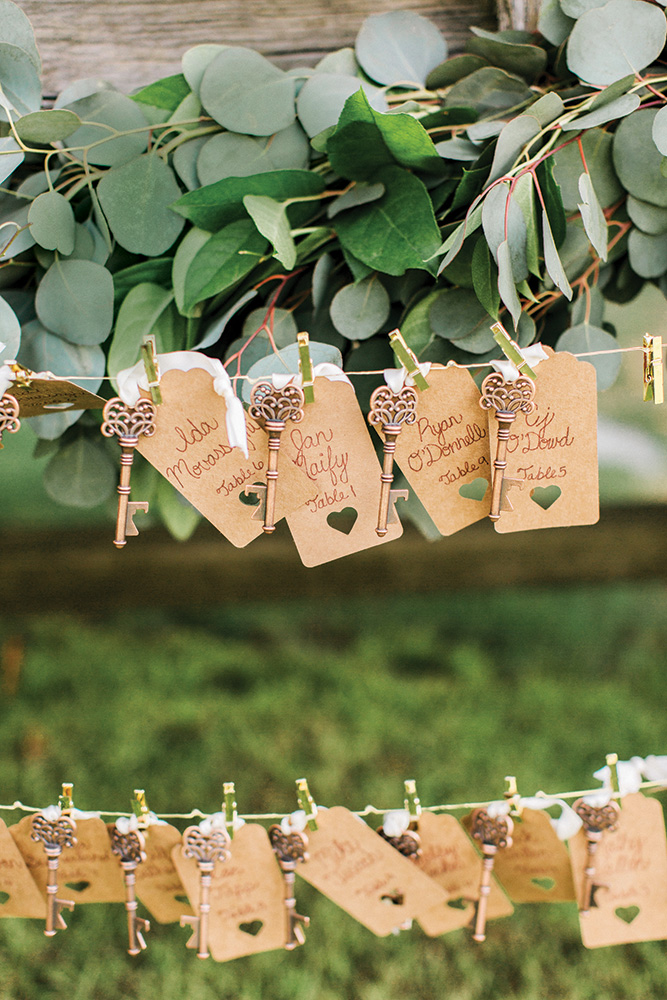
[243, 195, 296, 269]
[194, 289, 258, 350]
[555, 322, 622, 388]
[628, 228, 667, 278]
[156, 478, 201, 540]
[437, 203, 483, 272]
[401, 290, 440, 357]
[471, 237, 500, 319]
[28, 191, 75, 255]
[652, 105, 667, 157]
[327, 182, 384, 219]
[488, 114, 541, 183]
[329, 275, 390, 340]
[35, 259, 114, 346]
[626, 196, 667, 235]
[560, 0, 606, 15]
[316, 48, 359, 75]
[430, 286, 492, 344]
[43, 435, 117, 508]
[62, 91, 149, 167]
[513, 172, 540, 278]
[577, 171, 607, 261]
[197, 124, 309, 185]
[107, 283, 175, 378]
[242, 307, 298, 348]
[0, 292, 20, 358]
[538, 0, 575, 45]
[561, 93, 640, 132]
[435, 138, 481, 161]
[242, 340, 342, 403]
[571, 284, 605, 327]
[552, 128, 621, 211]
[613, 109, 667, 207]
[355, 10, 447, 86]
[296, 73, 387, 138]
[97, 153, 185, 256]
[466, 28, 547, 81]
[529, 93, 565, 127]
[131, 73, 190, 111]
[482, 182, 528, 282]
[173, 135, 209, 191]
[0, 200, 32, 256]
[0, 42, 41, 115]
[199, 47, 296, 136]
[566, 0, 666, 86]
[445, 67, 533, 116]
[497, 239, 522, 328]
[15, 109, 81, 143]
[0, 136, 23, 185]
[426, 54, 488, 88]
[542, 208, 573, 299]
[182, 44, 227, 94]
[0, 1, 40, 71]
[181, 218, 268, 313]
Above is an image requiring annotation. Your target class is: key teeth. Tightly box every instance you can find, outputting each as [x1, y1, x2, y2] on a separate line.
[125, 501, 149, 536]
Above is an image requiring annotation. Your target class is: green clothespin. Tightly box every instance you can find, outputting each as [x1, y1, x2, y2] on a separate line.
[389, 328, 429, 391]
[223, 781, 237, 840]
[295, 778, 318, 832]
[643, 334, 664, 404]
[491, 321, 537, 380]
[140, 335, 162, 405]
[403, 779, 421, 828]
[297, 332, 315, 404]
[606, 753, 622, 808]
[58, 782, 74, 813]
[504, 775, 523, 817]
[132, 788, 152, 826]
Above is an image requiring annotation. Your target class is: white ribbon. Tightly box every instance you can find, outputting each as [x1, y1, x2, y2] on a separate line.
[115, 814, 139, 835]
[382, 809, 411, 838]
[280, 809, 309, 835]
[0, 363, 15, 395]
[116, 351, 249, 459]
[640, 755, 667, 782]
[268, 363, 352, 392]
[383, 361, 431, 394]
[518, 796, 583, 841]
[490, 343, 549, 382]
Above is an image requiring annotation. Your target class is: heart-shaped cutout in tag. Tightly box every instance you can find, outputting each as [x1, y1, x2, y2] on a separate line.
[327, 507, 358, 535]
[459, 478, 489, 502]
[446, 897, 470, 911]
[0, 891, 9, 904]
[239, 919, 263, 936]
[615, 905, 640, 925]
[174, 894, 190, 905]
[530, 485, 562, 510]
[65, 881, 90, 893]
[380, 890, 404, 906]
[531, 876, 556, 891]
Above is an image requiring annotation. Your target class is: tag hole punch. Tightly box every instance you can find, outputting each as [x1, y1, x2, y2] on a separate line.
[326, 507, 358, 535]
[380, 891, 404, 906]
[239, 483, 262, 507]
[459, 478, 489, 502]
[531, 876, 556, 891]
[65, 881, 90, 893]
[530, 485, 562, 510]
[0, 891, 9, 904]
[615, 905, 640, 925]
[239, 920, 263, 936]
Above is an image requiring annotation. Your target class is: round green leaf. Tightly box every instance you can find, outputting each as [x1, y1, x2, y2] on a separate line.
[566, 0, 666, 86]
[15, 109, 82, 143]
[561, 0, 607, 15]
[538, 0, 575, 45]
[553, 128, 622, 211]
[355, 11, 447, 86]
[430, 287, 492, 346]
[242, 307, 298, 348]
[613, 109, 667, 207]
[0, 136, 23, 185]
[316, 48, 359, 75]
[652, 105, 667, 156]
[156, 478, 200, 541]
[626, 196, 667, 234]
[0, 1, 40, 71]
[44, 435, 117, 508]
[62, 91, 149, 167]
[197, 123, 309, 185]
[199, 48, 296, 136]
[445, 67, 533, 116]
[0, 292, 20, 358]
[28, 191, 75, 255]
[296, 74, 386, 138]
[628, 228, 667, 278]
[97, 153, 185, 256]
[0, 42, 41, 114]
[555, 323, 622, 389]
[242, 340, 343, 403]
[35, 260, 114, 346]
[172, 135, 209, 191]
[182, 44, 227, 95]
[108, 283, 175, 378]
[466, 29, 547, 82]
[329, 275, 390, 340]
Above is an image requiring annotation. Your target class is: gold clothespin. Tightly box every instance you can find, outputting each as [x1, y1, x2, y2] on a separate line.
[140, 335, 162, 405]
[8, 361, 33, 388]
[58, 782, 74, 813]
[404, 779, 422, 829]
[132, 789, 152, 829]
[296, 778, 318, 832]
[491, 322, 537, 379]
[504, 776, 523, 817]
[377, 780, 422, 860]
[109, 799, 150, 956]
[223, 782, 237, 840]
[30, 784, 77, 936]
[605, 752, 622, 808]
[389, 329, 429, 391]
[643, 334, 663, 404]
[297, 331, 315, 404]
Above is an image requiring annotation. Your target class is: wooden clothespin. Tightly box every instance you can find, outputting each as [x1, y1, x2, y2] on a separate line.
[8, 361, 34, 388]
[491, 322, 537, 379]
[297, 331, 315, 404]
[132, 789, 153, 828]
[389, 329, 429, 391]
[605, 752, 622, 809]
[58, 782, 74, 813]
[504, 775, 523, 817]
[140, 335, 162, 405]
[296, 778, 318, 832]
[404, 779, 422, 829]
[643, 334, 663, 404]
[223, 782, 237, 840]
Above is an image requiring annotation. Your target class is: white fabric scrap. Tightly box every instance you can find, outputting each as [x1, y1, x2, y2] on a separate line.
[280, 809, 310, 835]
[486, 800, 512, 820]
[640, 755, 667, 782]
[115, 814, 139, 835]
[518, 796, 583, 841]
[383, 361, 431, 394]
[490, 343, 549, 382]
[382, 809, 410, 838]
[0, 363, 15, 395]
[268, 363, 352, 392]
[593, 758, 644, 797]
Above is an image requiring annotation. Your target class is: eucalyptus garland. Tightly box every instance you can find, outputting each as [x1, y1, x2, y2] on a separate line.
[0, 0, 666, 534]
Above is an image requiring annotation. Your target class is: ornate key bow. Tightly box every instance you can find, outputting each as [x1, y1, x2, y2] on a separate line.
[101, 397, 156, 547]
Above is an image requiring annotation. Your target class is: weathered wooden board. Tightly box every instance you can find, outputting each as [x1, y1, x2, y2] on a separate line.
[16, 0, 496, 95]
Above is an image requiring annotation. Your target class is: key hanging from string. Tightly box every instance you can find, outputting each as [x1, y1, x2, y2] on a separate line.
[109, 823, 151, 956]
[268, 825, 310, 950]
[469, 807, 514, 942]
[179, 824, 231, 960]
[30, 810, 77, 936]
[572, 797, 620, 914]
[101, 397, 157, 548]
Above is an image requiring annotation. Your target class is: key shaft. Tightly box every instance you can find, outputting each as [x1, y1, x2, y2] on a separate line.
[249, 382, 304, 534]
[368, 385, 418, 536]
[479, 373, 536, 521]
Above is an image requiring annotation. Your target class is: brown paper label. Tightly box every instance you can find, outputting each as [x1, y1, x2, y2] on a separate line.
[136, 368, 312, 546]
[297, 807, 448, 936]
[172, 823, 285, 961]
[569, 794, 667, 948]
[11, 379, 105, 417]
[487, 350, 599, 532]
[11, 815, 125, 903]
[0, 816, 46, 918]
[492, 809, 576, 903]
[135, 823, 193, 924]
[392, 366, 491, 535]
[286, 378, 402, 566]
[415, 812, 513, 937]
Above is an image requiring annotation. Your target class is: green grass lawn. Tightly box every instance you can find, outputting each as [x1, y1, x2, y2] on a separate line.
[1, 584, 667, 999]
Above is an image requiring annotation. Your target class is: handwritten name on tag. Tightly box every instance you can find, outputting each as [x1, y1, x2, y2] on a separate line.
[286, 378, 402, 566]
[569, 794, 667, 948]
[487, 350, 599, 532]
[135, 824, 194, 924]
[297, 807, 448, 936]
[172, 824, 285, 961]
[136, 368, 312, 546]
[391, 366, 491, 535]
[416, 812, 513, 937]
[0, 817, 45, 918]
[492, 809, 575, 904]
[10, 379, 105, 417]
[11, 815, 125, 903]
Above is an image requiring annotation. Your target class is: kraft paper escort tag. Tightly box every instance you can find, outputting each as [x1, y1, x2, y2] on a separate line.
[9, 378, 105, 417]
[492, 809, 576, 904]
[296, 806, 449, 936]
[391, 366, 492, 535]
[414, 812, 513, 937]
[172, 823, 285, 962]
[483, 348, 598, 532]
[135, 824, 194, 924]
[136, 368, 312, 547]
[286, 377, 403, 566]
[11, 814, 125, 904]
[0, 816, 46, 919]
[569, 793, 667, 948]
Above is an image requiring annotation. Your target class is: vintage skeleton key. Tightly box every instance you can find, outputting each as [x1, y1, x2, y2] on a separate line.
[478, 372, 536, 521]
[469, 807, 513, 942]
[109, 824, 151, 955]
[268, 825, 310, 950]
[0, 392, 20, 447]
[572, 797, 620, 914]
[367, 384, 417, 536]
[101, 397, 157, 547]
[30, 811, 77, 936]
[246, 380, 305, 533]
[179, 824, 231, 959]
